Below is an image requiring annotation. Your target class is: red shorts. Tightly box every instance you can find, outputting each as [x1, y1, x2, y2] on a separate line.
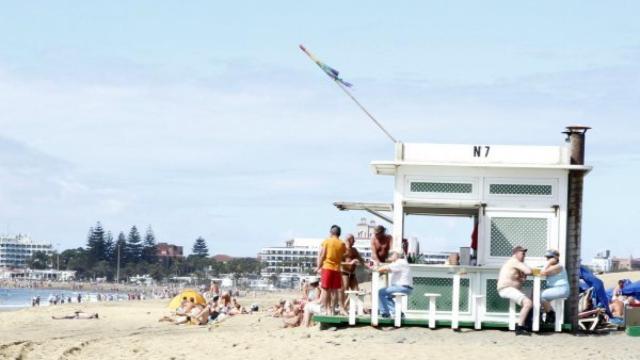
[320, 269, 342, 289]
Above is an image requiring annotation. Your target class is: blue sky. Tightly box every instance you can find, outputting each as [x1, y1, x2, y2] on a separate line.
[0, 1, 638, 259]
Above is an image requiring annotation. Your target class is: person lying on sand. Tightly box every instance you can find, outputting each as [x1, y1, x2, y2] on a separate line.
[230, 298, 248, 315]
[52, 311, 99, 320]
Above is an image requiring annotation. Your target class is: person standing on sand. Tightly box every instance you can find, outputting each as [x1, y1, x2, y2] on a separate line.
[371, 225, 392, 264]
[316, 225, 347, 315]
[209, 281, 220, 298]
[497, 246, 533, 336]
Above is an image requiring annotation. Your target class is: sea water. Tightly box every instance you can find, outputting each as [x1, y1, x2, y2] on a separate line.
[0, 288, 124, 311]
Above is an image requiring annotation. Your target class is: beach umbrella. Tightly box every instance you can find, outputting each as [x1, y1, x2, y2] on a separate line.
[168, 289, 206, 310]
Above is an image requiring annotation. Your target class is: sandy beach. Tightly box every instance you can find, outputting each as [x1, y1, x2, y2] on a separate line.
[1, 290, 638, 360]
[597, 271, 640, 289]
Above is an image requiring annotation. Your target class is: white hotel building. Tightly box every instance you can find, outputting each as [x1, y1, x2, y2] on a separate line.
[0, 234, 53, 268]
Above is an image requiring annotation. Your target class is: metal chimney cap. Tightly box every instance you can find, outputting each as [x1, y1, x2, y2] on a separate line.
[564, 125, 592, 133]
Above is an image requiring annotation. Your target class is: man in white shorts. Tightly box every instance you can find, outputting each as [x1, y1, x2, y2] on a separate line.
[497, 246, 533, 335]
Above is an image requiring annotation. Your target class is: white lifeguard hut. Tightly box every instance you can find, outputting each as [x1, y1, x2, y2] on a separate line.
[333, 126, 591, 331]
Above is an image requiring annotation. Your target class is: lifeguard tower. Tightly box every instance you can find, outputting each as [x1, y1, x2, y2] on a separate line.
[328, 126, 591, 331]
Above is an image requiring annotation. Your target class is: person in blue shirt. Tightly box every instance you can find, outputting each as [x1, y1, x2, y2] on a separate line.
[540, 249, 569, 324]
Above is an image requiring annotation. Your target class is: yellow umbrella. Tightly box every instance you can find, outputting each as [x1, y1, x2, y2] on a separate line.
[168, 289, 206, 310]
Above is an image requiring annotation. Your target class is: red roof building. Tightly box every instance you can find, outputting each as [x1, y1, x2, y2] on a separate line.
[156, 243, 183, 258]
[212, 254, 233, 262]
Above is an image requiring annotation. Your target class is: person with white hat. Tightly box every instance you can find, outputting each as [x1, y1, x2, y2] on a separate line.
[300, 276, 323, 327]
[305, 276, 321, 302]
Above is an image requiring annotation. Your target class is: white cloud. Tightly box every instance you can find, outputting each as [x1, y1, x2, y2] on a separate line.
[0, 55, 638, 257]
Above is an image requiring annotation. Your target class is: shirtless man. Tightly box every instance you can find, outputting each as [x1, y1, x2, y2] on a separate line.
[209, 281, 220, 297]
[371, 225, 392, 264]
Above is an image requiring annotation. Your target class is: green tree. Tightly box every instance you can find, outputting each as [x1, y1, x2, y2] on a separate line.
[142, 226, 157, 263]
[27, 251, 50, 270]
[227, 257, 262, 276]
[104, 231, 115, 264]
[59, 248, 89, 279]
[126, 225, 143, 263]
[192, 237, 209, 257]
[147, 262, 165, 281]
[91, 260, 112, 279]
[115, 231, 127, 265]
[86, 222, 107, 263]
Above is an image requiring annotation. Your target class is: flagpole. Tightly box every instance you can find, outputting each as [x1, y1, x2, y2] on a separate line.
[333, 80, 398, 144]
[299, 44, 398, 144]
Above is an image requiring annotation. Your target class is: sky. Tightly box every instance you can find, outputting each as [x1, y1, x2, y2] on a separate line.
[0, 1, 638, 259]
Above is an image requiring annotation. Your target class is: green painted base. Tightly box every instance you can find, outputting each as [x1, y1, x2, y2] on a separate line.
[626, 326, 640, 337]
[312, 315, 572, 332]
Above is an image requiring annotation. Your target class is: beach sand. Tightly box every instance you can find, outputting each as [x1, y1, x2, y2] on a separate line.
[1, 290, 638, 360]
[597, 271, 640, 288]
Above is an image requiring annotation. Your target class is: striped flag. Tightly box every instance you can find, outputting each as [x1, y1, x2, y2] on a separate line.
[299, 44, 352, 87]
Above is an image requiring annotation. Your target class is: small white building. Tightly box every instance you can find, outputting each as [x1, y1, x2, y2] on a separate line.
[420, 251, 454, 265]
[1, 268, 76, 281]
[334, 126, 591, 329]
[591, 249, 612, 272]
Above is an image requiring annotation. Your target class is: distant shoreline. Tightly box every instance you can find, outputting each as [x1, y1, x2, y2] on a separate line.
[0, 279, 165, 293]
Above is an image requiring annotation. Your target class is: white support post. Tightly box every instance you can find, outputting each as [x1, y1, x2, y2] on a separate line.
[402, 294, 408, 313]
[473, 295, 484, 330]
[346, 291, 358, 326]
[391, 172, 404, 253]
[393, 293, 406, 327]
[509, 300, 516, 331]
[452, 273, 460, 329]
[356, 292, 365, 316]
[424, 293, 440, 329]
[532, 276, 541, 332]
[553, 298, 565, 332]
[371, 271, 380, 326]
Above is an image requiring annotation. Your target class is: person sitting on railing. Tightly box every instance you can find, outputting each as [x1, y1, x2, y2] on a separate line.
[497, 246, 533, 336]
[539, 249, 569, 325]
[376, 250, 413, 319]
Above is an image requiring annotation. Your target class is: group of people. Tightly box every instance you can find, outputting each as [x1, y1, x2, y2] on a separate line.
[497, 246, 569, 336]
[610, 279, 639, 317]
[161, 286, 252, 326]
[272, 223, 415, 327]
[271, 225, 583, 334]
[318, 224, 414, 321]
[44, 293, 82, 306]
[271, 276, 322, 327]
[315, 224, 399, 316]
